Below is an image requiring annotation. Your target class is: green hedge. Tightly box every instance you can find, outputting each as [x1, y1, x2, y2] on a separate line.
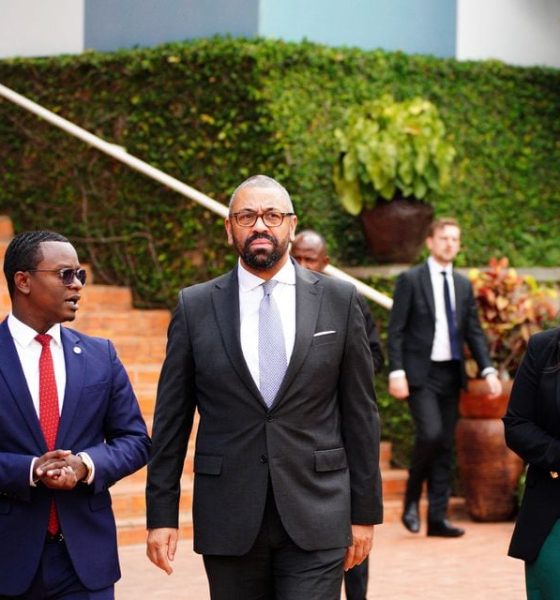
[1, 37, 559, 308]
[2, 37, 558, 460]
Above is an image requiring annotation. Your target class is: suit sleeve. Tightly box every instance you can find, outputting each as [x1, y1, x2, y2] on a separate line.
[80, 340, 150, 495]
[357, 294, 384, 374]
[339, 288, 383, 524]
[503, 335, 560, 470]
[461, 281, 493, 372]
[387, 272, 412, 372]
[146, 292, 197, 529]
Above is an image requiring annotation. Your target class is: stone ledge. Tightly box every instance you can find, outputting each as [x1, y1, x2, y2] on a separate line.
[344, 265, 560, 283]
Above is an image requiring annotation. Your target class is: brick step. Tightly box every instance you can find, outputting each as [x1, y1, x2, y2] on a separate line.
[0, 292, 10, 315]
[0, 216, 14, 240]
[380, 441, 391, 470]
[121, 363, 162, 388]
[112, 478, 193, 520]
[108, 335, 167, 363]
[117, 512, 193, 546]
[380, 468, 408, 499]
[74, 309, 170, 336]
[77, 285, 134, 311]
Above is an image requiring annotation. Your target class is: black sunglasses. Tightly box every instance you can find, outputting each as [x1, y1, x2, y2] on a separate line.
[28, 268, 87, 286]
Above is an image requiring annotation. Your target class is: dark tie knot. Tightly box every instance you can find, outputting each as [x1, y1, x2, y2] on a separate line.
[35, 334, 53, 347]
[262, 279, 278, 297]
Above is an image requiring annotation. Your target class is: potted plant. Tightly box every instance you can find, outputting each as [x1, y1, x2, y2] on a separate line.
[456, 257, 558, 521]
[333, 94, 456, 263]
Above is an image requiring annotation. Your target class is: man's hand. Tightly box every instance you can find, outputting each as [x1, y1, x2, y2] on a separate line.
[147, 528, 179, 575]
[344, 524, 374, 571]
[35, 450, 88, 489]
[485, 373, 502, 399]
[388, 375, 409, 400]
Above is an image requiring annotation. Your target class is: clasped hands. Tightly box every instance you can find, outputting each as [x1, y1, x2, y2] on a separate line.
[34, 449, 88, 490]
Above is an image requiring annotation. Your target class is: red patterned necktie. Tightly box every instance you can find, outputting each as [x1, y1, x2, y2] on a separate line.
[35, 333, 60, 534]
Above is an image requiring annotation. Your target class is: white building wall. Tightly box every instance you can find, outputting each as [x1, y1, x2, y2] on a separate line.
[457, 0, 560, 68]
[0, 0, 84, 59]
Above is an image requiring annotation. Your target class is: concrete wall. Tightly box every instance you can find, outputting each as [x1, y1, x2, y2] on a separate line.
[0, 0, 84, 59]
[1, 0, 559, 69]
[259, 0, 457, 57]
[84, 0, 259, 52]
[457, 0, 560, 68]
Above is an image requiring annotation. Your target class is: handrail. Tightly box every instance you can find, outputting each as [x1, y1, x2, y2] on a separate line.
[0, 83, 393, 308]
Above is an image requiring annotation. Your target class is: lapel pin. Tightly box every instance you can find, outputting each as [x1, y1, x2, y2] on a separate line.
[73, 346, 82, 355]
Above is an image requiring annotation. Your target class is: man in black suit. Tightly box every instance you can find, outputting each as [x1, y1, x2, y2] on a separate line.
[387, 217, 501, 537]
[291, 229, 383, 600]
[146, 175, 383, 599]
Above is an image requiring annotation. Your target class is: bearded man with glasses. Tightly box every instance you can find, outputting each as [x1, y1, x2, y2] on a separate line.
[0, 230, 150, 599]
[147, 174, 383, 600]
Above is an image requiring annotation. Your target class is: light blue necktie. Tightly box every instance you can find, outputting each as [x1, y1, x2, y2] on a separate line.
[258, 280, 287, 407]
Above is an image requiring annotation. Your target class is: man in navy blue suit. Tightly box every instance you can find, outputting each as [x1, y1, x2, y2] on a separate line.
[0, 230, 150, 599]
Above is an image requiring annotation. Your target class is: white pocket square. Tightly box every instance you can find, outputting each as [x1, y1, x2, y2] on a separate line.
[313, 330, 336, 337]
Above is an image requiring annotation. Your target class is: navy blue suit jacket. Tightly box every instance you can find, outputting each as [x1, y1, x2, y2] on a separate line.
[0, 319, 150, 596]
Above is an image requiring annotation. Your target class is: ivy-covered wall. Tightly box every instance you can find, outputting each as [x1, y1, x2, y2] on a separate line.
[1, 37, 558, 463]
[1, 37, 559, 310]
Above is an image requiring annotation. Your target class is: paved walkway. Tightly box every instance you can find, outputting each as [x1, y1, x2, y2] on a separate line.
[116, 519, 525, 599]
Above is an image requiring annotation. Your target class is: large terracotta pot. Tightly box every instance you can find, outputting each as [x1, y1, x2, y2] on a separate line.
[360, 196, 433, 263]
[455, 379, 524, 521]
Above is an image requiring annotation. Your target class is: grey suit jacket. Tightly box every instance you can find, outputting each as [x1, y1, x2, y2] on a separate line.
[146, 262, 382, 555]
[387, 262, 492, 388]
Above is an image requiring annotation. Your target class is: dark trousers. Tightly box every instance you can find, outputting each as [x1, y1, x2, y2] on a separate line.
[344, 557, 368, 600]
[405, 360, 461, 521]
[0, 539, 114, 600]
[203, 487, 346, 600]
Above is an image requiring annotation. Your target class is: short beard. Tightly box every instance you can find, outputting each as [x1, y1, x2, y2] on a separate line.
[238, 233, 287, 271]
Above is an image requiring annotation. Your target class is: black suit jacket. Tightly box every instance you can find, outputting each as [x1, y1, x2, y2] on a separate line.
[504, 328, 560, 562]
[387, 262, 492, 388]
[146, 262, 382, 555]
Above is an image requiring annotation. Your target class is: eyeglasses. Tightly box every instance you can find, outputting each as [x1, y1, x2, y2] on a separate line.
[28, 268, 87, 286]
[229, 210, 295, 228]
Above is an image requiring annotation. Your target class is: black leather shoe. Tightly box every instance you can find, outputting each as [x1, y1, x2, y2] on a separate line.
[427, 519, 465, 537]
[401, 502, 420, 533]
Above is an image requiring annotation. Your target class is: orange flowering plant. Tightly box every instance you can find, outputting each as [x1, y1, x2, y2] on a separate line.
[466, 257, 558, 380]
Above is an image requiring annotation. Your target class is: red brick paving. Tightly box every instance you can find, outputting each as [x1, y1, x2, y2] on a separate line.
[116, 519, 524, 599]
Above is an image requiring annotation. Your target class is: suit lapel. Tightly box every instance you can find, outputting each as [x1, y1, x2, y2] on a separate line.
[420, 263, 436, 319]
[56, 327, 85, 446]
[212, 269, 263, 403]
[452, 271, 466, 328]
[555, 338, 560, 417]
[272, 265, 321, 409]
[0, 319, 46, 451]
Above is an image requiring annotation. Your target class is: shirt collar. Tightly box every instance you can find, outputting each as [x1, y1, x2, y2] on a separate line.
[428, 256, 453, 277]
[7, 313, 62, 349]
[237, 257, 296, 292]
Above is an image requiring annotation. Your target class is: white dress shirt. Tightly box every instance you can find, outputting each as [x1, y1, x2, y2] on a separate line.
[238, 259, 296, 390]
[7, 313, 94, 484]
[428, 256, 456, 362]
[8, 314, 66, 413]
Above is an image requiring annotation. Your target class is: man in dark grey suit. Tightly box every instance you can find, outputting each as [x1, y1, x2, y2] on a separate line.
[146, 175, 383, 599]
[387, 217, 501, 538]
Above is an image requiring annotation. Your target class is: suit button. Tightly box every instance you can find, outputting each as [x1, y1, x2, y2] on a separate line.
[260, 455, 268, 464]
[266, 415, 273, 422]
